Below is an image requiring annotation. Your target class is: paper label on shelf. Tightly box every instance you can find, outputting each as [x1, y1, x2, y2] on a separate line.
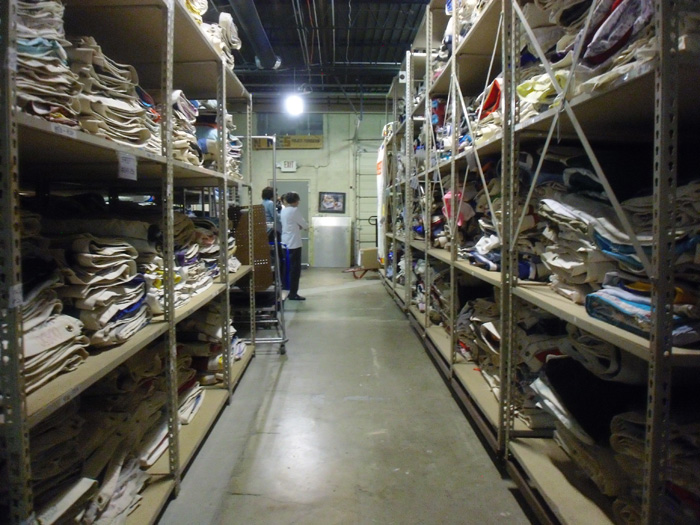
[51, 123, 78, 139]
[695, 243, 700, 265]
[118, 152, 137, 181]
[7, 49, 17, 72]
[9, 283, 23, 308]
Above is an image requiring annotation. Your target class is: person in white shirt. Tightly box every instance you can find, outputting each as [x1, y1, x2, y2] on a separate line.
[280, 191, 308, 300]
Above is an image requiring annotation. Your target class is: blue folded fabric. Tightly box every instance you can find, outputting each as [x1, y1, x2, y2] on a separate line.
[594, 231, 700, 272]
[585, 288, 700, 347]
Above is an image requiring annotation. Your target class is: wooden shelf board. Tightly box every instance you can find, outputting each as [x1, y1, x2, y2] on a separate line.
[17, 115, 236, 187]
[230, 345, 254, 389]
[426, 325, 452, 363]
[174, 283, 227, 323]
[228, 265, 253, 286]
[508, 59, 700, 142]
[427, 247, 452, 264]
[411, 95, 426, 119]
[151, 346, 254, 475]
[410, 239, 426, 251]
[408, 305, 426, 329]
[64, 1, 166, 76]
[18, 114, 165, 176]
[454, 0, 502, 94]
[150, 388, 229, 475]
[454, 259, 501, 287]
[29, 283, 230, 427]
[515, 283, 700, 365]
[509, 438, 614, 525]
[171, 161, 225, 183]
[452, 363, 528, 432]
[172, 1, 247, 99]
[125, 475, 174, 525]
[514, 283, 651, 362]
[27, 321, 168, 427]
[386, 232, 395, 240]
[395, 120, 406, 137]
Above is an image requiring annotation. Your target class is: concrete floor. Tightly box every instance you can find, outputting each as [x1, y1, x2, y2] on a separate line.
[160, 268, 531, 525]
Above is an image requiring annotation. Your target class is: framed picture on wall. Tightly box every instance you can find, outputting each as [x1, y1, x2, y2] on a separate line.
[318, 192, 346, 214]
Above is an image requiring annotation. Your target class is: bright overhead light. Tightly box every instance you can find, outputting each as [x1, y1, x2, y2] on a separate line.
[284, 94, 304, 116]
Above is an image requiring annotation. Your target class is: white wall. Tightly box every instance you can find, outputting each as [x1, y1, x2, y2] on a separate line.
[241, 112, 385, 265]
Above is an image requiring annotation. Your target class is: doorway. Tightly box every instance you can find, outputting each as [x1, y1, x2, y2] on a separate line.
[270, 180, 310, 265]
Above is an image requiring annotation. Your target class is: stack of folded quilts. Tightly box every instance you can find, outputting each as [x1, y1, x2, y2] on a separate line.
[172, 90, 203, 166]
[183, 0, 208, 24]
[515, 0, 656, 116]
[530, 356, 645, 502]
[192, 217, 222, 278]
[39, 211, 195, 316]
[21, 222, 90, 393]
[559, 322, 647, 384]
[432, 22, 452, 80]
[138, 210, 214, 304]
[586, 271, 700, 347]
[201, 13, 242, 71]
[136, 85, 163, 155]
[456, 171, 549, 282]
[228, 134, 244, 180]
[16, 0, 82, 125]
[67, 36, 152, 147]
[453, 0, 489, 46]
[29, 403, 98, 524]
[610, 410, 700, 523]
[77, 342, 166, 520]
[456, 297, 566, 429]
[194, 111, 242, 177]
[455, 296, 502, 386]
[194, 115, 220, 170]
[51, 234, 151, 348]
[176, 351, 205, 425]
[178, 301, 237, 386]
[530, 151, 619, 303]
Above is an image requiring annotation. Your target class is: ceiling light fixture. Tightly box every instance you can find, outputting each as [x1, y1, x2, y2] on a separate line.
[284, 93, 305, 116]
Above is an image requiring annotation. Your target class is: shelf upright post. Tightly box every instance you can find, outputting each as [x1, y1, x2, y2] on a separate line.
[389, 79, 397, 293]
[498, 0, 519, 457]
[423, 5, 435, 331]
[160, 0, 180, 494]
[404, 50, 414, 307]
[448, 10, 459, 373]
[643, 0, 679, 520]
[217, 59, 232, 395]
[245, 94, 256, 345]
[0, 1, 34, 522]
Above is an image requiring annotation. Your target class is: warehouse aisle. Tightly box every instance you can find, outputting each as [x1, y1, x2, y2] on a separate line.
[160, 269, 531, 524]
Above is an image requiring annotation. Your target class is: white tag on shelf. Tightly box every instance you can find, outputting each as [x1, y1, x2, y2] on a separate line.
[50, 123, 77, 139]
[9, 283, 23, 308]
[118, 152, 137, 181]
[7, 49, 17, 72]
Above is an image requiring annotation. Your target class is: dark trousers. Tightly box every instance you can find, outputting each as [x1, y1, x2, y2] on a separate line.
[288, 247, 302, 297]
[268, 230, 285, 286]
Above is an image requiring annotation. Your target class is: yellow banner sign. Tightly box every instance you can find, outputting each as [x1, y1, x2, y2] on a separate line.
[253, 135, 323, 150]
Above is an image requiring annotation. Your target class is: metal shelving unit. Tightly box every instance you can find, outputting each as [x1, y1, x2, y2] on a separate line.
[382, 0, 700, 522]
[0, 1, 256, 522]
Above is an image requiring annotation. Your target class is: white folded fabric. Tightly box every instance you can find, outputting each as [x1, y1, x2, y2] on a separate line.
[36, 477, 97, 525]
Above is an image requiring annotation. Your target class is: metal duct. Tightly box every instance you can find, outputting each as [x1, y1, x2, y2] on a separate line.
[228, 0, 281, 70]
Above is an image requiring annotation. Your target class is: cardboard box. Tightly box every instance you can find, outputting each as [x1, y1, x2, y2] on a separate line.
[359, 247, 380, 269]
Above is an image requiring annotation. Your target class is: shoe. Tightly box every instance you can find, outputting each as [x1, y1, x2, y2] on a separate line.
[288, 294, 306, 301]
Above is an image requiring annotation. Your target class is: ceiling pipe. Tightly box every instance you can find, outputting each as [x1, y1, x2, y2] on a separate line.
[228, 0, 281, 69]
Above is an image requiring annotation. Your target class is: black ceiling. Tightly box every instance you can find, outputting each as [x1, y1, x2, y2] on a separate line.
[205, 0, 428, 101]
